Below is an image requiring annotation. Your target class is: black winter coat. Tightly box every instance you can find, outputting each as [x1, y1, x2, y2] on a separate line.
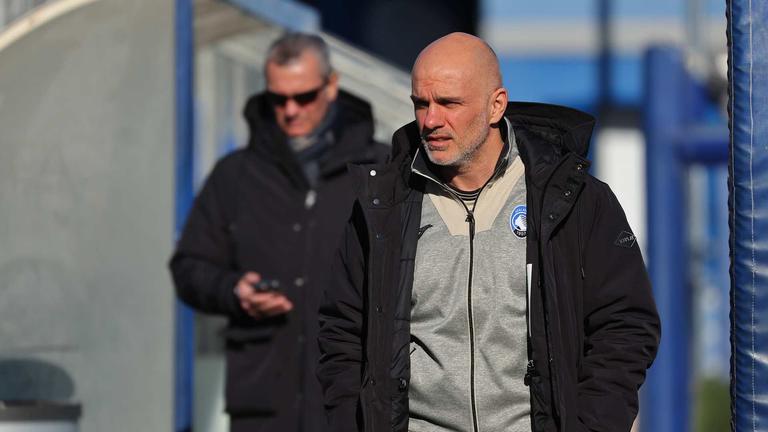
[317, 102, 661, 432]
[170, 90, 388, 429]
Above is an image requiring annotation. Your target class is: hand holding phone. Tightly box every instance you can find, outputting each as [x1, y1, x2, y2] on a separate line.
[235, 272, 292, 318]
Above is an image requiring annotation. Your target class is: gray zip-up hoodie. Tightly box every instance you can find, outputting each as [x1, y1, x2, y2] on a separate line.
[408, 119, 531, 432]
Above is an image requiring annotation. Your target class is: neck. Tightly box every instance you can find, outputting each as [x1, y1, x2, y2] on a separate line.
[287, 102, 338, 153]
[440, 127, 504, 191]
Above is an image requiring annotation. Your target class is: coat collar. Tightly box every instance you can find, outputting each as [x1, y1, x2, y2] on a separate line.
[242, 89, 380, 189]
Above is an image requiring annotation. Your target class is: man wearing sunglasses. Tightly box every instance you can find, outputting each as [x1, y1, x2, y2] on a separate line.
[170, 32, 387, 432]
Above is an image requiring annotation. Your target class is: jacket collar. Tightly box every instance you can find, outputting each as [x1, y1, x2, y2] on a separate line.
[242, 89, 380, 188]
[409, 117, 516, 190]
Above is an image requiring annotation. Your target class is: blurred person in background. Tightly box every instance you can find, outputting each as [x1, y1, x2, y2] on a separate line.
[169, 32, 387, 432]
[317, 33, 660, 432]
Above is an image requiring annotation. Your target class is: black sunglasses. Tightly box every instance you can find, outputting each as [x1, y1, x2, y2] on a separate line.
[265, 82, 327, 107]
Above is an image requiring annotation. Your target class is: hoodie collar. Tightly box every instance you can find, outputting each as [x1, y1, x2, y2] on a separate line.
[410, 116, 517, 188]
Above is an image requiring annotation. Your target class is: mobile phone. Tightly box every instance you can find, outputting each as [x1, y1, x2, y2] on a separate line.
[252, 279, 281, 292]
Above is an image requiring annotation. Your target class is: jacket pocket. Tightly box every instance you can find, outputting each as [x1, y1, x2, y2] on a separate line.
[223, 330, 280, 415]
[530, 375, 558, 432]
[222, 322, 277, 343]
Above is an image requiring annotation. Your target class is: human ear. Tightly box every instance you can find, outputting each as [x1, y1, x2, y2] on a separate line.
[325, 72, 339, 102]
[488, 87, 508, 124]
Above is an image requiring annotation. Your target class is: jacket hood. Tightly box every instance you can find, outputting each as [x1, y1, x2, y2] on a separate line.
[504, 102, 595, 158]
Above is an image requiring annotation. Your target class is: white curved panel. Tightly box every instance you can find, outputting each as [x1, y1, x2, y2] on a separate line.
[0, 0, 100, 52]
[0, 1, 174, 431]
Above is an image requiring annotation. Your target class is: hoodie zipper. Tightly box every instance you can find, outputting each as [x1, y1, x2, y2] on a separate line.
[413, 168, 486, 432]
[444, 190, 481, 432]
[411, 145, 510, 432]
[464, 209, 480, 432]
[411, 141, 502, 432]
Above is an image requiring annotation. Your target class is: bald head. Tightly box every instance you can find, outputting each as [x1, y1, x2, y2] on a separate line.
[413, 32, 502, 92]
[409, 33, 508, 186]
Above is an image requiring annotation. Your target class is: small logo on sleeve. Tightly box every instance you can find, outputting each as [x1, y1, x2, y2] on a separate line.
[510, 205, 527, 238]
[417, 224, 433, 239]
[614, 231, 636, 248]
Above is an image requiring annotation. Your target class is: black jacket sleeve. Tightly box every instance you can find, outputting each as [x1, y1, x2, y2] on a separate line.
[577, 181, 661, 431]
[168, 161, 247, 319]
[317, 203, 366, 432]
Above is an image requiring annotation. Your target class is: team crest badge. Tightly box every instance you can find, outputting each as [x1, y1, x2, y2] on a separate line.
[510, 205, 527, 238]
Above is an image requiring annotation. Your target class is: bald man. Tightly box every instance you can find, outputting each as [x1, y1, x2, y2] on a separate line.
[318, 33, 660, 432]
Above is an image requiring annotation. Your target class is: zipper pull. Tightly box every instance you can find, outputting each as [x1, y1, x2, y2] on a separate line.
[465, 212, 475, 239]
[524, 360, 538, 386]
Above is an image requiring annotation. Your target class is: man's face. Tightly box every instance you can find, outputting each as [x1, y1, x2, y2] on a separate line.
[411, 66, 490, 167]
[265, 52, 338, 138]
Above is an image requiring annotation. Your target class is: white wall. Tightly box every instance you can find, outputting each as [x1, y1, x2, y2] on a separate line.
[594, 127, 647, 256]
[0, 1, 175, 430]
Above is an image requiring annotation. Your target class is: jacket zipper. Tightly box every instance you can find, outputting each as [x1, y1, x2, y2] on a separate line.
[465, 210, 480, 432]
[444, 190, 483, 432]
[413, 175, 482, 431]
[436, 188, 482, 432]
[412, 164, 496, 432]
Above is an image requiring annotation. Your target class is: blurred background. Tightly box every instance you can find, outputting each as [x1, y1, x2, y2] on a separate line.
[0, 0, 730, 431]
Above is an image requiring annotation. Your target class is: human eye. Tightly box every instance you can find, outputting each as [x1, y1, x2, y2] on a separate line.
[410, 96, 428, 110]
[437, 97, 461, 107]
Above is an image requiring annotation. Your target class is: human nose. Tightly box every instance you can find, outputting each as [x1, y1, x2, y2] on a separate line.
[423, 104, 443, 130]
[284, 98, 300, 116]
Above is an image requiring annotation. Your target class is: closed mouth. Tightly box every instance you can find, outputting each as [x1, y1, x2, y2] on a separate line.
[425, 135, 451, 142]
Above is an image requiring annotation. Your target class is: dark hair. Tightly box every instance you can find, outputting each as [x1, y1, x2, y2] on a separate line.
[265, 32, 332, 78]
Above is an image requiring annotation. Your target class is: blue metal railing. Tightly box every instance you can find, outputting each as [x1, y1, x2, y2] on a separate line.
[642, 45, 729, 432]
[174, 0, 195, 431]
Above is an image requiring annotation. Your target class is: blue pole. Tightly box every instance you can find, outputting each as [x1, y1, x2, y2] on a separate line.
[174, 0, 195, 431]
[728, 0, 768, 430]
[597, 0, 612, 110]
[676, 126, 729, 165]
[641, 46, 690, 432]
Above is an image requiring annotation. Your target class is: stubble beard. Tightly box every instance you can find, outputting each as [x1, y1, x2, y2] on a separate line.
[423, 116, 490, 168]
